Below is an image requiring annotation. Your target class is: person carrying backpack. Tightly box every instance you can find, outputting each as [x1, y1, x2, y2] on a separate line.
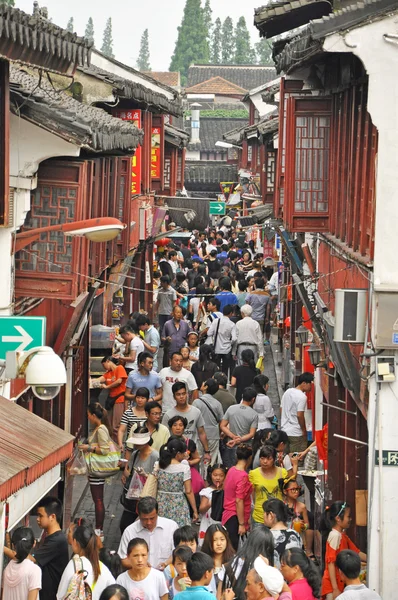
[57, 523, 114, 600]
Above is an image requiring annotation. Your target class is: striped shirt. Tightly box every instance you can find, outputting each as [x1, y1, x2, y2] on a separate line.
[120, 408, 146, 436]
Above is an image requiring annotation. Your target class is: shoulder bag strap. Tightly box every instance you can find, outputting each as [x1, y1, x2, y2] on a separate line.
[199, 396, 220, 424]
[213, 317, 221, 350]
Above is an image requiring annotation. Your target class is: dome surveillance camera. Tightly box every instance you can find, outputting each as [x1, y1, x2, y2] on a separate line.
[31, 385, 62, 401]
[24, 347, 67, 401]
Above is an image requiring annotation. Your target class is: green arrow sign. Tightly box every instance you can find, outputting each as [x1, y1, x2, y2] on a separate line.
[209, 202, 226, 216]
[0, 316, 46, 360]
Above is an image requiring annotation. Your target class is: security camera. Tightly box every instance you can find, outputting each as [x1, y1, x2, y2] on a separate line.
[31, 385, 62, 401]
[5, 346, 67, 401]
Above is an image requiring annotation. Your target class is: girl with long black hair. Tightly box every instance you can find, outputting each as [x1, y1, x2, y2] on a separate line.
[3, 527, 41, 600]
[157, 436, 198, 526]
[218, 525, 275, 600]
[281, 547, 321, 599]
[57, 523, 114, 599]
[191, 344, 219, 389]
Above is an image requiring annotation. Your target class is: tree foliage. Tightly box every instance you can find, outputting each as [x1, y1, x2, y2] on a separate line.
[211, 17, 222, 64]
[101, 17, 114, 59]
[255, 39, 273, 66]
[0, 0, 15, 6]
[66, 17, 74, 33]
[203, 0, 213, 56]
[234, 16, 255, 64]
[221, 17, 235, 65]
[137, 29, 151, 71]
[170, 0, 209, 84]
[85, 17, 95, 45]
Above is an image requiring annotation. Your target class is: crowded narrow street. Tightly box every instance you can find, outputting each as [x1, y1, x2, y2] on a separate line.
[0, 1, 396, 599]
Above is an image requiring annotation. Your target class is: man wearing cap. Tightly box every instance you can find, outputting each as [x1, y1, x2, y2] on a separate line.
[281, 372, 314, 454]
[118, 496, 178, 571]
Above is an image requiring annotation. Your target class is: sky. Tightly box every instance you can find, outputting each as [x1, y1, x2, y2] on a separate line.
[15, 0, 262, 71]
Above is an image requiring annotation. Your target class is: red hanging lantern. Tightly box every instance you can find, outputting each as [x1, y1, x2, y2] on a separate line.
[156, 237, 171, 247]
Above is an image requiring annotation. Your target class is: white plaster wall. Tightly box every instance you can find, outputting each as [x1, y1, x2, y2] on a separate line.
[10, 114, 80, 179]
[91, 50, 175, 100]
[323, 13, 398, 596]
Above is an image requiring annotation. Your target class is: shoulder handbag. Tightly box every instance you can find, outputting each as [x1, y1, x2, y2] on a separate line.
[105, 390, 125, 411]
[199, 395, 221, 425]
[210, 488, 224, 521]
[140, 461, 159, 498]
[120, 451, 140, 513]
[85, 426, 120, 479]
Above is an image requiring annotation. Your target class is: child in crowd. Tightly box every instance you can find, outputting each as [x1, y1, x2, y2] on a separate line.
[321, 501, 367, 599]
[180, 346, 194, 371]
[173, 552, 215, 600]
[199, 464, 227, 544]
[186, 332, 200, 363]
[164, 526, 199, 587]
[335, 550, 381, 600]
[169, 546, 193, 599]
[3, 527, 41, 600]
[201, 524, 235, 585]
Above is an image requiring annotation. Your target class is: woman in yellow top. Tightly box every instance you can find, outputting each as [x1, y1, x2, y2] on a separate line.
[249, 445, 288, 523]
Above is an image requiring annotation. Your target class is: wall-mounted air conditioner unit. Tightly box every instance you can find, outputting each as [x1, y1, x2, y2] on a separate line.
[334, 289, 367, 343]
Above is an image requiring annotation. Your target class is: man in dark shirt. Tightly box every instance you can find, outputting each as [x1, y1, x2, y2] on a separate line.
[32, 496, 69, 599]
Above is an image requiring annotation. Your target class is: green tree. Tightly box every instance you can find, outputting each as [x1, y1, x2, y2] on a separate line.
[0, 0, 15, 6]
[255, 39, 273, 65]
[66, 17, 74, 32]
[170, 0, 209, 84]
[137, 29, 151, 71]
[234, 16, 255, 64]
[101, 17, 114, 59]
[203, 0, 212, 56]
[221, 17, 235, 64]
[211, 17, 222, 64]
[85, 17, 95, 45]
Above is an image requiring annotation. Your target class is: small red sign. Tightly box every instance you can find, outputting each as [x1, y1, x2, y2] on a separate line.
[113, 109, 142, 195]
[151, 127, 161, 179]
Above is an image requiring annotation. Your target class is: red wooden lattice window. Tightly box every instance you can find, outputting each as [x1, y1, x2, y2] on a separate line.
[285, 97, 332, 232]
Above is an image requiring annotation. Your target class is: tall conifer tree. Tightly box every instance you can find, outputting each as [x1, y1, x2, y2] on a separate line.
[221, 17, 235, 64]
[170, 0, 209, 83]
[66, 17, 74, 32]
[137, 29, 151, 71]
[211, 17, 222, 64]
[101, 17, 114, 59]
[234, 16, 255, 64]
[256, 39, 273, 65]
[85, 17, 95, 45]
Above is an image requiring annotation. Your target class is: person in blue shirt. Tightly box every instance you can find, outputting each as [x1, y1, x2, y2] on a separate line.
[216, 277, 238, 312]
[175, 552, 215, 600]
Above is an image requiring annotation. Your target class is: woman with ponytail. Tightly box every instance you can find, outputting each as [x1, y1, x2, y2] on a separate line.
[281, 547, 321, 599]
[57, 523, 114, 599]
[3, 527, 41, 600]
[157, 436, 198, 526]
[79, 402, 114, 540]
[230, 348, 259, 403]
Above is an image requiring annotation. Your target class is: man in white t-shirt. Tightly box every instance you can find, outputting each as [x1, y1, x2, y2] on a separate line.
[118, 324, 145, 373]
[159, 351, 199, 413]
[281, 372, 314, 453]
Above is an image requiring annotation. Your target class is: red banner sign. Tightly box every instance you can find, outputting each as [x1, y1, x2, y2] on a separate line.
[113, 109, 142, 195]
[151, 127, 161, 179]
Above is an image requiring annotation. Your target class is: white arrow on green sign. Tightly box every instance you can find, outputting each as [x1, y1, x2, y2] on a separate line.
[0, 316, 46, 360]
[209, 202, 226, 216]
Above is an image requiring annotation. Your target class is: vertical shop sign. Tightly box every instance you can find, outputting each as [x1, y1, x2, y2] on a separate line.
[151, 127, 161, 179]
[113, 109, 142, 195]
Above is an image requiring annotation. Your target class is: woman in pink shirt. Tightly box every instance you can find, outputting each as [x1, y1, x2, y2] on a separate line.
[281, 548, 321, 600]
[222, 443, 253, 551]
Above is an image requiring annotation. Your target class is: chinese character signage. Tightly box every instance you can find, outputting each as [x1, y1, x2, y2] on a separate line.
[151, 127, 161, 179]
[113, 109, 142, 195]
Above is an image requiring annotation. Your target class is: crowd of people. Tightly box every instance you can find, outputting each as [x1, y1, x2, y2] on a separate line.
[2, 228, 379, 600]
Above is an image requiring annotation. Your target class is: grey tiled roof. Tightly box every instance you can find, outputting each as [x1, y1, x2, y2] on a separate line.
[187, 65, 276, 91]
[10, 66, 143, 152]
[165, 124, 189, 148]
[185, 161, 239, 185]
[0, 5, 91, 74]
[79, 64, 183, 117]
[191, 117, 249, 152]
[254, 0, 332, 38]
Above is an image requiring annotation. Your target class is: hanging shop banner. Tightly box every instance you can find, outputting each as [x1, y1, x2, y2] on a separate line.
[113, 109, 142, 195]
[151, 127, 161, 179]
